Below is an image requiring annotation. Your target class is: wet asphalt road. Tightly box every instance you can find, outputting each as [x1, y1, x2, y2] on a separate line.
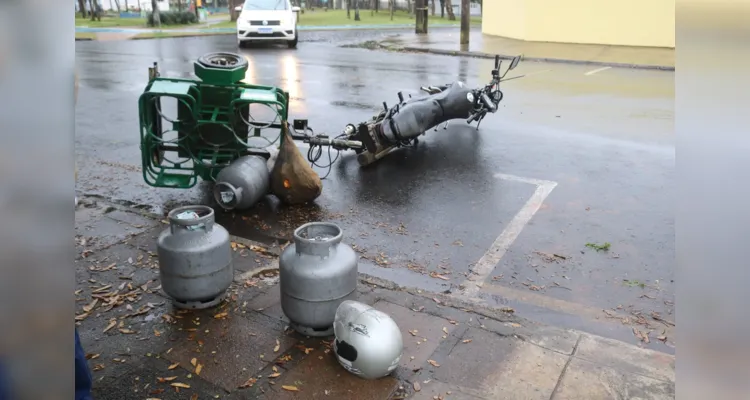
[75, 30, 674, 350]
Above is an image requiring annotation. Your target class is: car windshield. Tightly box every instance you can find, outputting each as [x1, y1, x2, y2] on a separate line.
[243, 0, 288, 10]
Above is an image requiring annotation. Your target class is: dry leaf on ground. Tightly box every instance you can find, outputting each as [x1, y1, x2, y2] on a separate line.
[213, 312, 228, 319]
[157, 376, 178, 383]
[413, 381, 421, 391]
[238, 377, 257, 388]
[274, 339, 280, 352]
[427, 360, 441, 367]
[103, 319, 117, 333]
[268, 372, 281, 378]
[167, 362, 179, 370]
[281, 385, 300, 392]
[190, 358, 197, 367]
[461, 339, 473, 344]
[442, 327, 449, 334]
[408, 330, 418, 336]
[195, 364, 203, 375]
[170, 383, 190, 389]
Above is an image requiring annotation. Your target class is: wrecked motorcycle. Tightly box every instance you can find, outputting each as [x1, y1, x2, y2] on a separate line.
[291, 54, 522, 167]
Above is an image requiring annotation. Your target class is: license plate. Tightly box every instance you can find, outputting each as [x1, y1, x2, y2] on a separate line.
[258, 27, 273, 34]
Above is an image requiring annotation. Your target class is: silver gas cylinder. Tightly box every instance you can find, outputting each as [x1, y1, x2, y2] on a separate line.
[279, 222, 358, 336]
[213, 155, 270, 211]
[333, 300, 404, 379]
[157, 205, 233, 309]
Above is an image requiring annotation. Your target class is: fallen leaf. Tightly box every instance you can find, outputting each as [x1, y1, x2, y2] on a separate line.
[429, 271, 450, 281]
[268, 372, 281, 378]
[103, 319, 117, 333]
[427, 359, 441, 367]
[168, 363, 179, 370]
[408, 329, 419, 336]
[238, 377, 257, 389]
[281, 385, 299, 392]
[149, 388, 165, 394]
[449, 320, 458, 325]
[190, 358, 197, 367]
[213, 312, 228, 319]
[195, 364, 202, 375]
[442, 327, 449, 334]
[118, 328, 136, 334]
[170, 382, 190, 389]
[432, 298, 441, 305]
[191, 394, 198, 400]
[274, 339, 280, 352]
[157, 376, 178, 383]
[82, 299, 99, 313]
[85, 353, 100, 360]
[461, 339, 472, 344]
[413, 381, 421, 391]
[272, 366, 278, 373]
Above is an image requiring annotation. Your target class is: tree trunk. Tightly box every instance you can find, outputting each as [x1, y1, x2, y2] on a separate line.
[124, 0, 129, 12]
[444, 0, 455, 20]
[346, 0, 350, 18]
[78, 0, 88, 17]
[151, 0, 161, 27]
[354, 0, 360, 20]
[230, 0, 239, 21]
[439, 0, 444, 17]
[431, 0, 435, 15]
[389, 0, 394, 20]
[460, 0, 469, 44]
[375, 0, 379, 12]
[406, 0, 412, 15]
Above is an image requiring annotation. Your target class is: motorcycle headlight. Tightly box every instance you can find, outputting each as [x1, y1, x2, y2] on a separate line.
[466, 92, 475, 103]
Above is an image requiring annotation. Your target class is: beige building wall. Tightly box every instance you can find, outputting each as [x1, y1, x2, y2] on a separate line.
[482, 0, 675, 48]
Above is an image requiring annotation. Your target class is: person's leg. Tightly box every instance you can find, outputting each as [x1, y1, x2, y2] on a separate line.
[75, 329, 93, 400]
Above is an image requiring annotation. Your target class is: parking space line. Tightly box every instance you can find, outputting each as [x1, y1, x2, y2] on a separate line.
[459, 173, 558, 298]
[584, 66, 611, 76]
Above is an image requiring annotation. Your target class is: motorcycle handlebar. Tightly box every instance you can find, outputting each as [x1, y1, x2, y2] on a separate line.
[480, 93, 497, 113]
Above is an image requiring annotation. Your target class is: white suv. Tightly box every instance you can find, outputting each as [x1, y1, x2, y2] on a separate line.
[236, 0, 300, 49]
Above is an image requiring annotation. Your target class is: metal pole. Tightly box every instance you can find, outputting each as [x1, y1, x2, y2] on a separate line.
[459, 0, 469, 45]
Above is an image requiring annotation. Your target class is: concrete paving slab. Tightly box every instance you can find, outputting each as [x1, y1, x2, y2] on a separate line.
[91, 356, 228, 400]
[161, 308, 297, 393]
[373, 300, 460, 373]
[433, 327, 568, 400]
[574, 333, 675, 383]
[553, 357, 675, 400]
[410, 380, 488, 400]
[105, 208, 160, 228]
[266, 346, 399, 400]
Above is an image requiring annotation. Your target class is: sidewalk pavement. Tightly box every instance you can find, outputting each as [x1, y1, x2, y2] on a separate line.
[75, 197, 675, 399]
[378, 29, 675, 70]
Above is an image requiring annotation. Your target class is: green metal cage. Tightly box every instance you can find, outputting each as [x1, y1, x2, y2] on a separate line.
[138, 53, 290, 189]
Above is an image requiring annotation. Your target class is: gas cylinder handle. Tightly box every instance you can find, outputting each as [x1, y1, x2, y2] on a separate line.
[293, 222, 343, 258]
[167, 205, 215, 234]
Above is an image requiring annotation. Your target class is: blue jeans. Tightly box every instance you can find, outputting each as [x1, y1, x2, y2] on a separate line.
[75, 329, 93, 400]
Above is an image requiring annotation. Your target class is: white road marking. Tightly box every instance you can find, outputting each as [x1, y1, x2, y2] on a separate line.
[584, 66, 611, 76]
[459, 173, 558, 298]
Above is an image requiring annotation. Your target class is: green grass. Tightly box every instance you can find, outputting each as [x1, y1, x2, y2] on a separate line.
[76, 15, 147, 27]
[75, 32, 97, 40]
[213, 9, 481, 29]
[132, 31, 228, 39]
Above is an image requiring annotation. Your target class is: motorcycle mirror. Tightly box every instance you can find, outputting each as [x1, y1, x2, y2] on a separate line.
[494, 55, 500, 70]
[500, 55, 522, 79]
[509, 55, 521, 71]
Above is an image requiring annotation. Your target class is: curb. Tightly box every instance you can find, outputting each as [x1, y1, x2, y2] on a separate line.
[399, 46, 675, 71]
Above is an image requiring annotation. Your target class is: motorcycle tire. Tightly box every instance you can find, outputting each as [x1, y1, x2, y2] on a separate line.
[197, 52, 248, 70]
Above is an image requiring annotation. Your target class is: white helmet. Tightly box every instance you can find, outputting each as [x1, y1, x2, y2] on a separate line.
[333, 300, 403, 380]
